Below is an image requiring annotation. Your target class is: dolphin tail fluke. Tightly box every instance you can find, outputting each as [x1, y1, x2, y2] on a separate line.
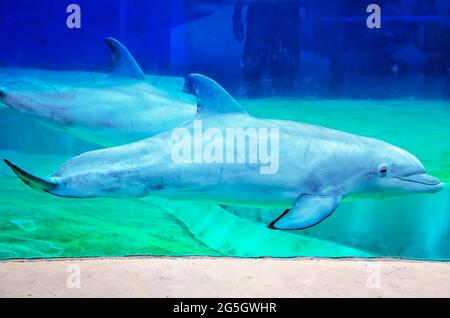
[4, 159, 57, 193]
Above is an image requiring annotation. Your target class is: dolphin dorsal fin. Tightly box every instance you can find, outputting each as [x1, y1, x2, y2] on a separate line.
[183, 73, 247, 117]
[104, 37, 145, 80]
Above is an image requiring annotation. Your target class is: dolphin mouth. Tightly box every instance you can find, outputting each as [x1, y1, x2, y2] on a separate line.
[397, 173, 441, 186]
[395, 173, 444, 192]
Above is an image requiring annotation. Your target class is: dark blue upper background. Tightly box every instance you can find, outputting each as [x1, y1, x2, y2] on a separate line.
[0, 0, 448, 98]
[0, 0, 175, 72]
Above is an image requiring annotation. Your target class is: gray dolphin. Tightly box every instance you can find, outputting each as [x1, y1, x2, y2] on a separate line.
[4, 74, 444, 230]
[0, 38, 196, 146]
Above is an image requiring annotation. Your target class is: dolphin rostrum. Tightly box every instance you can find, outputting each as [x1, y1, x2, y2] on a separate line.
[4, 74, 444, 230]
[0, 38, 196, 147]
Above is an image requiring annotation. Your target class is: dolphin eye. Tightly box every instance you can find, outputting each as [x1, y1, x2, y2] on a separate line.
[378, 164, 388, 177]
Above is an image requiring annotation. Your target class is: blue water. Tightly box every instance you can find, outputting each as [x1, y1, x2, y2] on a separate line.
[0, 1, 449, 260]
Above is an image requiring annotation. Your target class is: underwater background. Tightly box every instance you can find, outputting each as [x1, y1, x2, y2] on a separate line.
[0, 0, 449, 260]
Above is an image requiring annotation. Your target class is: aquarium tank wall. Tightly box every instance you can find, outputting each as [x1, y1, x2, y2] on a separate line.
[0, 0, 448, 260]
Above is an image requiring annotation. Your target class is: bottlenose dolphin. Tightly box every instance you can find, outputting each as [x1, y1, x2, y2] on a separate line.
[4, 74, 444, 230]
[0, 38, 196, 146]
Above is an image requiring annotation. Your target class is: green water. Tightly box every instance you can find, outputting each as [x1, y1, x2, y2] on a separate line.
[0, 98, 449, 260]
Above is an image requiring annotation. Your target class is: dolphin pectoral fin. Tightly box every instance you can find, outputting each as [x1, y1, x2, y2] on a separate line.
[268, 195, 342, 230]
[104, 37, 146, 80]
[3, 159, 57, 193]
[183, 73, 248, 116]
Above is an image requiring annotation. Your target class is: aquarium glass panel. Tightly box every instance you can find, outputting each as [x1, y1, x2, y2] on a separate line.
[0, 0, 448, 260]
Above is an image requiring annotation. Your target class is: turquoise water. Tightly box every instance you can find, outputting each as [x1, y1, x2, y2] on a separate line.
[0, 70, 448, 260]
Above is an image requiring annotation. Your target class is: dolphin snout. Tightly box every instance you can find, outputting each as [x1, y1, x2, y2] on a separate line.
[0, 79, 55, 94]
[0, 85, 13, 105]
[0, 87, 6, 101]
[0, 81, 16, 99]
[0, 79, 57, 113]
[399, 173, 441, 185]
[397, 173, 444, 193]
[0, 81, 24, 103]
[0, 82, 22, 107]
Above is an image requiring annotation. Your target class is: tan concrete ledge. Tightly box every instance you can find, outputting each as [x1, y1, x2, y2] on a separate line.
[0, 257, 449, 298]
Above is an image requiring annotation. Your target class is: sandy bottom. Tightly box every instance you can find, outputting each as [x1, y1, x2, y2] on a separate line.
[0, 257, 449, 298]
